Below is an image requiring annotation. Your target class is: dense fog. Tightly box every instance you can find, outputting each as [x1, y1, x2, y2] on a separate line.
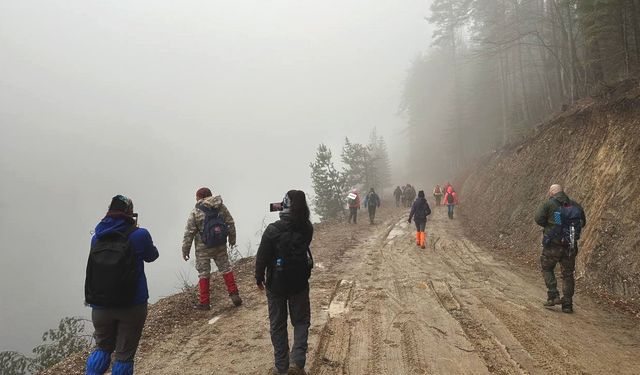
[0, 1, 431, 353]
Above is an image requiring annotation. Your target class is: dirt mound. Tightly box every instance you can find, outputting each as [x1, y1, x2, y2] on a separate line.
[460, 79, 640, 314]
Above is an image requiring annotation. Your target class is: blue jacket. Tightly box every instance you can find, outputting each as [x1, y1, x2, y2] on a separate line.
[91, 217, 159, 306]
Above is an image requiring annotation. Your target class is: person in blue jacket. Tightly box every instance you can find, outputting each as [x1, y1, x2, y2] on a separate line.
[85, 195, 159, 375]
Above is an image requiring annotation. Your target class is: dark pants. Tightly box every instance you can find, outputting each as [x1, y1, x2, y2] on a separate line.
[447, 204, 455, 219]
[348, 207, 358, 223]
[435, 196, 442, 206]
[368, 207, 377, 224]
[414, 221, 426, 231]
[540, 244, 576, 305]
[267, 288, 311, 373]
[395, 197, 400, 207]
[91, 304, 148, 361]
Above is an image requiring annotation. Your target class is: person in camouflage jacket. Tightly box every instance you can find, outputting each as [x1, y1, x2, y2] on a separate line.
[182, 187, 242, 309]
[534, 184, 586, 314]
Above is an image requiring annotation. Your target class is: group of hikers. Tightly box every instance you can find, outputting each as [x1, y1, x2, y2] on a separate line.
[82, 181, 586, 374]
[84, 188, 314, 375]
[346, 188, 381, 225]
[393, 184, 416, 208]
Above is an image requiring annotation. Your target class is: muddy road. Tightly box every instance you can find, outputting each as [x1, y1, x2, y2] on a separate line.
[133, 207, 639, 375]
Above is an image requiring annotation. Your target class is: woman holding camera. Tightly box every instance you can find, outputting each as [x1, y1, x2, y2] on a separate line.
[255, 190, 314, 375]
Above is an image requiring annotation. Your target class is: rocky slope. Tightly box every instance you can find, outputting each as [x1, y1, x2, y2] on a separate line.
[460, 79, 640, 311]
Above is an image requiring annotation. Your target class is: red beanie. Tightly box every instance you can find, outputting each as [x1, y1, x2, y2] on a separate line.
[196, 187, 212, 199]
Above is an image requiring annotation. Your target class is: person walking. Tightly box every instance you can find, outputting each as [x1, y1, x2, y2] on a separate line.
[347, 189, 360, 224]
[535, 184, 586, 313]
[84, 195, 159, 375]
[256, 190, 314, 375]
[433, 185, 443, 206]
[393, 186, 402, 207]
[408, 190, 432, 249]
[363, 188, 381, 225]
[182, 187, 242, 310]
[442, 186, 459, 219]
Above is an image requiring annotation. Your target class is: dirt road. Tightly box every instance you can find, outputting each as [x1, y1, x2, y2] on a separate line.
[133, 207, 639, 375]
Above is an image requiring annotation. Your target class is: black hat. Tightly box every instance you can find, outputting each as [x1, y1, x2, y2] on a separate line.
[108, 195, 133, 214]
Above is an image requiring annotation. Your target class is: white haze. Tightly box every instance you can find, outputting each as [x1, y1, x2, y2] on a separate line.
[0, 0, 431, 352]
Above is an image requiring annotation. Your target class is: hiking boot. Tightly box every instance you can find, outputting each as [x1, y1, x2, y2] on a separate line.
[193, 303, 211, 310]
[269, 368, 287, 375]
[288, 364, 307, 375]
[543, 297, 562, 307]
[230, 292, 243, 307]
[562, 304, 574, 314]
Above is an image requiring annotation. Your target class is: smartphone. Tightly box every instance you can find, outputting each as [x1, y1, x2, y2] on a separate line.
[269, 202, 283, 212]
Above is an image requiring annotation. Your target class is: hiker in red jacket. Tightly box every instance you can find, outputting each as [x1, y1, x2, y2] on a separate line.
[347, 189, 360, 224]
[442, 186, 459, 219]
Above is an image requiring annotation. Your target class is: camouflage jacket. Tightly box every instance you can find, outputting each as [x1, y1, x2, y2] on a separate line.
[182, 195, 236, 256]
[534, 192, 587, 236]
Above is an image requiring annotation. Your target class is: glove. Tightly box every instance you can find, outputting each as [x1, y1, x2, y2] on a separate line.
[407, 219, 411, 223]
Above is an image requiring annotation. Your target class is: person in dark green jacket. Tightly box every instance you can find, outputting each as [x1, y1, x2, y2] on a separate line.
[534, 184, 586, 313]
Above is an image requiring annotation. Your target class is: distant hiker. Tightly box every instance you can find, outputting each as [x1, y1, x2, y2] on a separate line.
[442, 186, 458, 219]
[535, 184, 586, 314]
[394, 186, 402, 207]
[255, 190, 314, 375]
[363, 188, 381, 224]
[347, 189, 360, 224]
[84, 195, 159, 375]
[408, 190, 432, 249]
[402, 184, 409, 207]
[404, 184, 416, 208]
[433, 184, 443, 206]
[182, 187, 242, 310]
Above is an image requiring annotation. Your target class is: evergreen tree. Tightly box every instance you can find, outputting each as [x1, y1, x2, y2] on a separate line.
[310, 144, 345, 220]
[0, 351, 37, 375]
[31, 316, 92, 370]
[341, 138, 370, 190]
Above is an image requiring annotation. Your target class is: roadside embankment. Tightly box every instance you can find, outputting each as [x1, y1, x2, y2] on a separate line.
[460, 79, 640, 315]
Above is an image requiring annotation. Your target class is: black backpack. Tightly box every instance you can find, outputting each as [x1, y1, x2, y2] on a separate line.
[447, 192, 454, 204]
[197, 203, 229, 247]
[85, 226, 138, 307]
[272, 222, 313, 294]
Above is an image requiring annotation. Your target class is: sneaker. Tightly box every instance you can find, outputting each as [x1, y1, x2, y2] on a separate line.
[543, 297, 562, 307]
[193, 303, 211, 310]
[562, 305, 574, 314]
[230, 292, 243, 307]
[288, 364, 307, 375]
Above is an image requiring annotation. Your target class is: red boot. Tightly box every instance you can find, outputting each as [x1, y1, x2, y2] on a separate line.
[194, 278, 210, 310]
[415, 232, 421, 246]
[223, 272, 242, 307]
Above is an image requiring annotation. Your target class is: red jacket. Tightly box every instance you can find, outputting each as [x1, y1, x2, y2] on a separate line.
[442, 188, 459, 205]
[348, 193, 360, 209]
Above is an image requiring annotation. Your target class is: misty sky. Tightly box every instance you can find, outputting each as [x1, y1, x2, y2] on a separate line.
[1, 0, 431, 353]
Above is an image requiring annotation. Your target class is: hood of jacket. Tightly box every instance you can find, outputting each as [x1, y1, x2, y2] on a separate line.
[196, 195, 223, 209]
[551, 191, 570, 204]
[94, 217, 132, 240]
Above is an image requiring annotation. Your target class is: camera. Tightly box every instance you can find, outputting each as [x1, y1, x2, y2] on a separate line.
[269, 202, 283, 212]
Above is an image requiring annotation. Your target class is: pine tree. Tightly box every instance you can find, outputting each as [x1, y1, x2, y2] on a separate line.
[310, 144, 345, 220]
[341, 138, 370, 190]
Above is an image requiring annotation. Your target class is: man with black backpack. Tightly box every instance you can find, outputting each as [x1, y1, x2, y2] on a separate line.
[84, 195, 159, 375]
[363, 188, 381, 224]
[535, 184, 586, 313]
[255, 190, 314, 375]
[182, 187, 242, 310]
